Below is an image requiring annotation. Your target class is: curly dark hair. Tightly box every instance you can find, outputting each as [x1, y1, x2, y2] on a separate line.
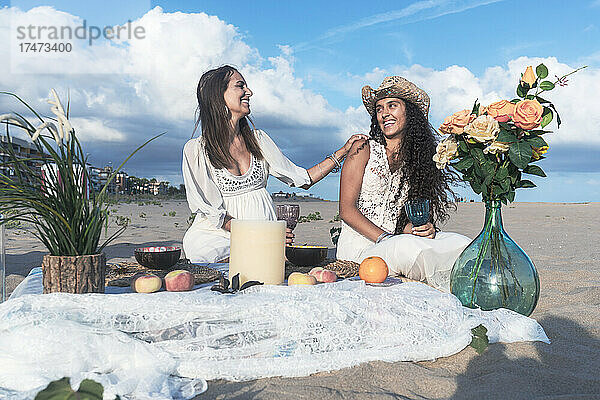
[368, 100, 458, 234]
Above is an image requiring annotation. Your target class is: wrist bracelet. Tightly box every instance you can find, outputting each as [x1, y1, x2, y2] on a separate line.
[375, 232, 393, 244]
[327, 154, 342, 173]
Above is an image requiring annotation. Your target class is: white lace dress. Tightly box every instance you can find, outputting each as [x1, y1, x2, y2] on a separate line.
[336, 140, 472, 291]
[182, 129, 310, 263]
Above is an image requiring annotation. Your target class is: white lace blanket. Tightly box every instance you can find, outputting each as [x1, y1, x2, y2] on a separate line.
[0, 280, 549, 399]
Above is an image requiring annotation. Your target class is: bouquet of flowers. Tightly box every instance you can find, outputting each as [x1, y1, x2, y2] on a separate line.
[433, 64, 585, 315]
[434, 63, 586, 203]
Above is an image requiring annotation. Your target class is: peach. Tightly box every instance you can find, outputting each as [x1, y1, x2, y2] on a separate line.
[131, 273, 162, 293]
[164, 270, 195, 292]
[309, 267, 337, 283]
[287, 272, 317, 285]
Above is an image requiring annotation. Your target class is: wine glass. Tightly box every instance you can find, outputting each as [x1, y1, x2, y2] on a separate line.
[404, 199, 430, 227]
[275, 204, 300, 230]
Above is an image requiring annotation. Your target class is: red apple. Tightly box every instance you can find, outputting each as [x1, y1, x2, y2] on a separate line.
[131, 273, 162, 293]
[164, 270, 194, 292]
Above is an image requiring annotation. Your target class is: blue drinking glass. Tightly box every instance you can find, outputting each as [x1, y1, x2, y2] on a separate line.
[404, 199, 430, 227]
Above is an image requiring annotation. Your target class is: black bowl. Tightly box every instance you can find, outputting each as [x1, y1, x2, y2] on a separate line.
[286, 245, 328, 266]
[134, 246, 181, 270]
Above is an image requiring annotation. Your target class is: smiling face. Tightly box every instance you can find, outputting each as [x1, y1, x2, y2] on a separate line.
[375, 97, 407, 139]
[223, 71, 253, 121]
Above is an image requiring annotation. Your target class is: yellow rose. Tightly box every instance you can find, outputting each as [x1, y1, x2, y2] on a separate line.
[532, 145, 549, 160]
[487, 100, 516, 123]
[463, 115, 500, 143]
[439, 109, 476, 135]
[483, 141, 510, 155]
[513, 99, 543, 130]
[432, 137, 458, 169]
[521, 66, 536, 87]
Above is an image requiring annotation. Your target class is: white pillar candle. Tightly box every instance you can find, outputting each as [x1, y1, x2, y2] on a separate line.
[229, 220, 286, 285]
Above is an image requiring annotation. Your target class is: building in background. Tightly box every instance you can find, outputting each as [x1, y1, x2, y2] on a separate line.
[0, 135, 49, 181]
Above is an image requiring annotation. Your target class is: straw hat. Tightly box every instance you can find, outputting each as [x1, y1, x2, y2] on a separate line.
[362, 76, 430, 118]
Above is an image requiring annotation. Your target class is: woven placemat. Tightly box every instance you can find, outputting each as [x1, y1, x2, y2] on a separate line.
[106, 259, 222, 287]
[321, 259, 360, 278]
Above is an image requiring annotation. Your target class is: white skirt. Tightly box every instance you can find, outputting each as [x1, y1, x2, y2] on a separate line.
[336, 223, 471, 292]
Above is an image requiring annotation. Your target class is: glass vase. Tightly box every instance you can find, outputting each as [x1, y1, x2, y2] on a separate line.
[449, 201, 540, 316]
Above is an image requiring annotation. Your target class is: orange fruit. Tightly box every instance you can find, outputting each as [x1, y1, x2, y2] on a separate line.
[359, 256, 388, 283]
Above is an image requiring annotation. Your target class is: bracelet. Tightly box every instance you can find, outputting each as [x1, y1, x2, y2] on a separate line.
[375, 232, 393, 244]
[327, 153, 342, 173]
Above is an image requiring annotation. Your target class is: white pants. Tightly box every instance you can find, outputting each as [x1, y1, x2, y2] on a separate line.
[337, 229, 471, 292]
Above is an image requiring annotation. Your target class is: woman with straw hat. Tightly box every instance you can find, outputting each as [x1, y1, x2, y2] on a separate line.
[182, 65, 367, 263]
[337, 76, 470, 291]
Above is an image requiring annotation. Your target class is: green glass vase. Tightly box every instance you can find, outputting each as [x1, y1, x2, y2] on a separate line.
[449, 201, 540, 316]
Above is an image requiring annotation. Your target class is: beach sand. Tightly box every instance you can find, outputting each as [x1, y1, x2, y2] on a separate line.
[3, 201, 600, 399]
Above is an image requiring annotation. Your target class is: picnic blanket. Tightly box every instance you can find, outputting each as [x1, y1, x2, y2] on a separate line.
[0, 274, 549, 399]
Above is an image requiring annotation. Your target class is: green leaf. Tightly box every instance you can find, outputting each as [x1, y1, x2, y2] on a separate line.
[497, 129, 517, 143]
[517, 179, 536, 188]
[509, 141, 534, 169]
[76, 380, 104, 400]
[470, 324, 489, 354]
[499, 177, 511, 192]
[471, 99, 480, 115]
[536, 63, 548, 79]
[494, 166, 509, 182]
[470, 147, 485, 162]
[458, 140, 468, 153]
[470, 179, 482, 194]
[34, 378, 104, 400]
[535, 95, 551, 104]
[539, 81, 555, 91]
[452, 157, 474, 172]
[526, 136, 548, 148]
[516, 84, 527, 98]
[523, 165, 547, 177]
[35, 378, 74, 400]
[540, 107, 553, 128]
[507, 190, 516, 203]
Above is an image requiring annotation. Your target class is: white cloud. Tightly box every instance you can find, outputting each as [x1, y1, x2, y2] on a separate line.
[0, 5, 598, 187]
[70, 117, 125, 142]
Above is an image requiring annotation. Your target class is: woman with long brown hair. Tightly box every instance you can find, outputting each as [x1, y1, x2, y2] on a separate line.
[182, 65, 366, 263]
[337, 76, 470, 291]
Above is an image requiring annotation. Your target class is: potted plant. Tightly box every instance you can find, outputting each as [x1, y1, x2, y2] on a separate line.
[0, 89, 162, 294]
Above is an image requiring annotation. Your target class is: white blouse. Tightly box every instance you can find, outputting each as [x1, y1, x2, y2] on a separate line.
[182, 129, 311, 235]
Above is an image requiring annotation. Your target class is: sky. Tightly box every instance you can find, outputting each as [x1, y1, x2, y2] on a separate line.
[0, 0, 599, 202]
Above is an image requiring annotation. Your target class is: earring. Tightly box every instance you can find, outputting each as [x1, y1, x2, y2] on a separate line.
[224, 105, 229, 114]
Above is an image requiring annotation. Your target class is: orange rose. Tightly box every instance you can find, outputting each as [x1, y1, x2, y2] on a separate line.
[487, 100, 516, 123]
[439, 109, 476, 135]
[521, 66, 536, 87]
[513, 99, 543, 130]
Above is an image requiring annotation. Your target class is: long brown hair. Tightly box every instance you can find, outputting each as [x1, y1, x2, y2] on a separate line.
[194, 65, 263, 169]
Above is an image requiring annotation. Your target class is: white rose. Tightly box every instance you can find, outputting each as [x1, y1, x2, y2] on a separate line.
[464, 115, 500, 143]
[483, 141, 510, 155]
[432, 137, 458, 169]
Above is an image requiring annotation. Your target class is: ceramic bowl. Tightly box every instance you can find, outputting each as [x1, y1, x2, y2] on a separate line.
[285, 245, 328, 266]
[134, 246, 181, 270]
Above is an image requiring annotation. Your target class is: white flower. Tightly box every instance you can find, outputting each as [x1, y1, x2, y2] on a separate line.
[483, 141, 510, 155]
[47, 88, 74, 142]
[464, 115, 500, 143]
[31, 121, 59, 142]
[0, 113, 29, 129]
[432, 136, 458, 169]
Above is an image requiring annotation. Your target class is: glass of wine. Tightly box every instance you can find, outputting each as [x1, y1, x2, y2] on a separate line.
[275, 204, 300, 230]
[404, 198, 430, 227]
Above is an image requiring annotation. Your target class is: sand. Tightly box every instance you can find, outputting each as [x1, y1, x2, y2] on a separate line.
[3, 201, 600, 399]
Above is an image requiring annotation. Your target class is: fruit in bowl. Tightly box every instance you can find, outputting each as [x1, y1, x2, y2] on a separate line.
[134, 246, 181, 269]
[285, 245, 328, 266]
